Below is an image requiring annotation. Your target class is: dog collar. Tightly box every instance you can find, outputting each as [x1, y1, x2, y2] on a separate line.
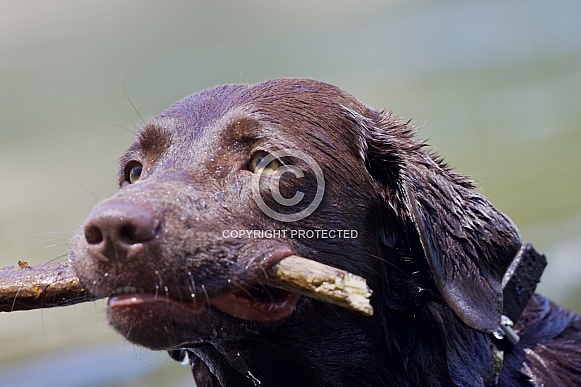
[498, 243, 547, 345]
[487, 243, 547, 386]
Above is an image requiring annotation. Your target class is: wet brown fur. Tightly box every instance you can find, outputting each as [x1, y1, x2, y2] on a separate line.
[70, 78, 581, 386]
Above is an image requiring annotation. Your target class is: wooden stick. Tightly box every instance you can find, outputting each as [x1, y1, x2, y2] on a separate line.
[0, 257, 373, 316]
[0, 261, 96, 312]
[266, 255, 373, 316]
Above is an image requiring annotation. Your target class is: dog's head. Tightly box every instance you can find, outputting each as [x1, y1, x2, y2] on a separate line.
[70, 78, 520, 364]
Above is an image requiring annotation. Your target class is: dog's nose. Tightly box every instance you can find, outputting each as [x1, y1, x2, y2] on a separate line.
[83, 201, 159, 261]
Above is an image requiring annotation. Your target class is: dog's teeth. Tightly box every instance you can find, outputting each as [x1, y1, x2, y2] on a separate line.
[112, 286, 140, 295]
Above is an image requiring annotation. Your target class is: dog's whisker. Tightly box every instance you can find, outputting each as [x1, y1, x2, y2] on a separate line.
[200, 284, 211, 307]
[47, 253, 69, 263]
[187, 271, 197, 301]
[25, 231, 73, 239]
[229, 281, 255, 300]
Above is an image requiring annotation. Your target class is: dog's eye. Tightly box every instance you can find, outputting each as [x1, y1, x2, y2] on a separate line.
[248, 151, 282, 173]
[125, 162, 143, 184]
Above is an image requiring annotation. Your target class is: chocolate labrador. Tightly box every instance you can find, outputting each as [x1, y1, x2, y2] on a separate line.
[69, 78, 581, 386]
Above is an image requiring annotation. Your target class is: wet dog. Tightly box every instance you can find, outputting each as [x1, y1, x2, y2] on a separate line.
[70, 78, 581, 386]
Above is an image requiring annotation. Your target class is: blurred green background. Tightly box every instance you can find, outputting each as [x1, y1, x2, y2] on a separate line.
[1, 0, 580, 385]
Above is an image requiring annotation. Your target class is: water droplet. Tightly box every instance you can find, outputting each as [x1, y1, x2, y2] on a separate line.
[215, 191, 226, 202]
[246, 371, 261, 386]
[180, 351, 190, 366]
[217, 345, 261, 386]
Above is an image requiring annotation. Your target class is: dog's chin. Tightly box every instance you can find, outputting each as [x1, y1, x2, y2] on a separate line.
[106, 286, 300, 350]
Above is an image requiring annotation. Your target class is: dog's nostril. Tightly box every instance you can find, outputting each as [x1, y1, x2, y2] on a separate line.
[84, 224, 104, 245]
[119, 220, 158, 244]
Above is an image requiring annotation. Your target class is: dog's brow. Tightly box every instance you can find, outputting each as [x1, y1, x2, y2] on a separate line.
[219, 115, 262, 146]
[137, 123, 173, 154]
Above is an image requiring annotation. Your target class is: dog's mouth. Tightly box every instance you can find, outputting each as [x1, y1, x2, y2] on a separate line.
[87, 247, 303, 349]
[208, 284, 300, 321]
[106, 248, 300, 324]
[107, 282, 300, 323]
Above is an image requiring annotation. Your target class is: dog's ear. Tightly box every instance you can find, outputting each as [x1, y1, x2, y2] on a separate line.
[352, 108, 521, 333]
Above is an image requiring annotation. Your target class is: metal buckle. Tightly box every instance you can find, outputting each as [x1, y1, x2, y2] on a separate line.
[493, 315, 520, 346]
